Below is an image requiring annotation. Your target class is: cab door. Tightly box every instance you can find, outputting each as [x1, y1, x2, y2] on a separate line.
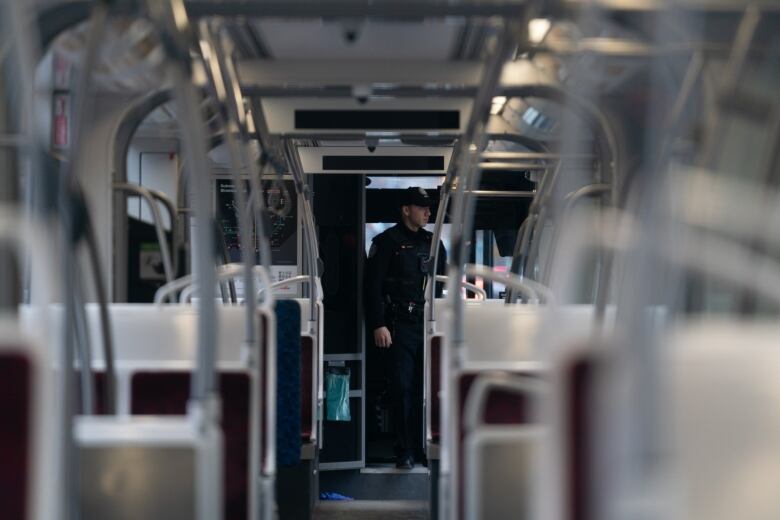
[314, 174, 366, 470]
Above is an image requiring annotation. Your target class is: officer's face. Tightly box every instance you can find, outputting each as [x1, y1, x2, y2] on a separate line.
[406, 204, 430, 228]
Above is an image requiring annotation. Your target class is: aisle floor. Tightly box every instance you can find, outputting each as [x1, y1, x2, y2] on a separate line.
[313, 500, 429, 520]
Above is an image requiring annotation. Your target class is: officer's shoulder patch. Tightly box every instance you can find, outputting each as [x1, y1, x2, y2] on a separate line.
[368, 242, 378, 258]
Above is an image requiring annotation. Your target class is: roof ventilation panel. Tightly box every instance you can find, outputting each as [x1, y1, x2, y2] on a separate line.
[297, 146, 453, 174]
[260, 98, 472, 135]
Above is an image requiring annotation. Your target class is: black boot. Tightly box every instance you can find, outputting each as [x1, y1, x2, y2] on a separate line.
[395, 454, 414, 470]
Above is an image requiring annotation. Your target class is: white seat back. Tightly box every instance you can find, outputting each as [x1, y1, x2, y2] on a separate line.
[437, 302, 614, 366]
[665, 320, 780, 520]
[20, 305, 250, 366]
[438, 300, 541, 366]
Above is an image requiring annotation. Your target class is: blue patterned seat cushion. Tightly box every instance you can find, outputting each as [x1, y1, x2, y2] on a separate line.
[275, 299, 301, 467]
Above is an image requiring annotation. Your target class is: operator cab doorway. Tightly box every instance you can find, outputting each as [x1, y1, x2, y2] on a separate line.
[364, 175, 448, 468]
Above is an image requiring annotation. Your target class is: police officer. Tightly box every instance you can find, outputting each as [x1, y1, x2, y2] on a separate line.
[365, 187, 446, 469]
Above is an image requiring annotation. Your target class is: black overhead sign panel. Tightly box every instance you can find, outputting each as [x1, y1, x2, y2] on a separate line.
[322, 155, 445, 171]
[294, 110, 460, 130]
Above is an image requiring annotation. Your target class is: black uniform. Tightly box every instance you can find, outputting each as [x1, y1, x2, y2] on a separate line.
[365, 222, 446, 462]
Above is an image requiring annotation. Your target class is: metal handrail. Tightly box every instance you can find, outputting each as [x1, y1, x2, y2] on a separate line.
[113, 183, 175, 284]
[209, 31, 281, 507]
[51, 5, 109, 516]
[441, 23, 523, 520]
[199, 19, 267, 414]
[463, 372, 546, 432]
[0, 207, 57, 325]
[148, 0, 220, 409]
[464, 264, 554, 305]
[505, 215, 534, 303]
[521, 160, 563, 255]
[282, 139, 326, 452]
[500, 83, 622, 304]
[564, 183, 612, 214]
[480, 151, 594, 161]
[284, 138, 323, 323]
[425, 148, 457, 328]
[147, 188, 179, 273]
[434, 275, 486, 300]
[154, 263, 274, 307]
[83, 215, 117, 414]
[450, 189, 536, 198]
[536, 183, 612, 285]
[479, 162, 550, 171]
[429, 136, 555, 321]
[178, 283, 203, 305]
[72, 276, 94, 415]
[179, 267, 273, 308]
[549, 208, 780, 310]
[506, 160, 563, 302]
[180, 270, 309, 304]
[256, 274, 324, 299]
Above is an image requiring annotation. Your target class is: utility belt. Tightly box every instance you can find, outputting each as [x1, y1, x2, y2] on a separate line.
[386, 299, 425, 322]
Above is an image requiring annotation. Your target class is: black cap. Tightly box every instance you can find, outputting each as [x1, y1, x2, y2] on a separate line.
[400, 186, 431, 207]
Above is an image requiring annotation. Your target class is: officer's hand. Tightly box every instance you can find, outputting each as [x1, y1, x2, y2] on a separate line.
[374, 326, 392, 348]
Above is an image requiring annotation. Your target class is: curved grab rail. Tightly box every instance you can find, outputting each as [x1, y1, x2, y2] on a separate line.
[0, 209, 88, 415]
[464, 264, 554, 305]
[434, 275, 487, 301]
[114, 182, 175, 284]
[179, 282, 201, 305]
[146, 187, 179, 273]
[181, 280, 242, 305]
[564, 183, 612, 214]
[154, 263, 274, 308]
[154, 272, 203, 305]
[535, 183, 613, 287]
[196, 264, 273, 310]
[283, 139, 322, 321]
[463, 372, 546, 432]
[554, 209, 780, 311]
[439, 27, 521, 514]
[180, 270, 312, 304]
[461, 372, 547, 520]
[255, 274, 324, 301]
[0, 207, 57, 317]
[83, 213, 117, 414]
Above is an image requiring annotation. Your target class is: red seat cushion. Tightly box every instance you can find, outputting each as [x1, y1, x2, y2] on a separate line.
[76, 371, 109, 415]
[429, 335, 442, 443]
[456, 370, 535, 520]
[300, 336, 314, 442]
[131, 371, 250, 520]
[566, 354, 599, 520]
[0, 352, 32, 520]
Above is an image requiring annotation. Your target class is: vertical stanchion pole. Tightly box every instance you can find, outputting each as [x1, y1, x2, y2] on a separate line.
[440, 20, 524, 520]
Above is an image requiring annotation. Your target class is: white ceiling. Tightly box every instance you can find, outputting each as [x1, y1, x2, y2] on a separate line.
[252, 19, 462, 60]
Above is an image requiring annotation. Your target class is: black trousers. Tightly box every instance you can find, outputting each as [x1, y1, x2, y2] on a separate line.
[389, 316, 424, 460]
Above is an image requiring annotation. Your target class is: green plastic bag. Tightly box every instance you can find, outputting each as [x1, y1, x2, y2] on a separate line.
[326, 368, 351, 421]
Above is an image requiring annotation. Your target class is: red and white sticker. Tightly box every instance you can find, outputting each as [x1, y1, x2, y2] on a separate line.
[52, 94, 70, 149]
[53, 52, 72, 90]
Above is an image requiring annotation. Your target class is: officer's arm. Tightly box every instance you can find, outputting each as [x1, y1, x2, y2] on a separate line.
[365, 236, 392, 330]
[435, 241, 447, 298]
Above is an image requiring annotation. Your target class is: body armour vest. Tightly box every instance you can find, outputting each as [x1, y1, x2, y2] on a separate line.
[375, 225, 432, 305]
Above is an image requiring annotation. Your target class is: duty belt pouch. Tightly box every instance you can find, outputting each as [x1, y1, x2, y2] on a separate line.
[419, 255, 433, 275]
[325, 366, 351, 421]
[390, 302, 424, 322]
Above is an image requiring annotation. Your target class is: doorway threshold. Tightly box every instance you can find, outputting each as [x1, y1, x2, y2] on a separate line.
[361, 463, 428, 475]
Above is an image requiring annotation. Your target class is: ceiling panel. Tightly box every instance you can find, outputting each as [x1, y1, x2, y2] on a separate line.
[252, 19, 462, 60]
